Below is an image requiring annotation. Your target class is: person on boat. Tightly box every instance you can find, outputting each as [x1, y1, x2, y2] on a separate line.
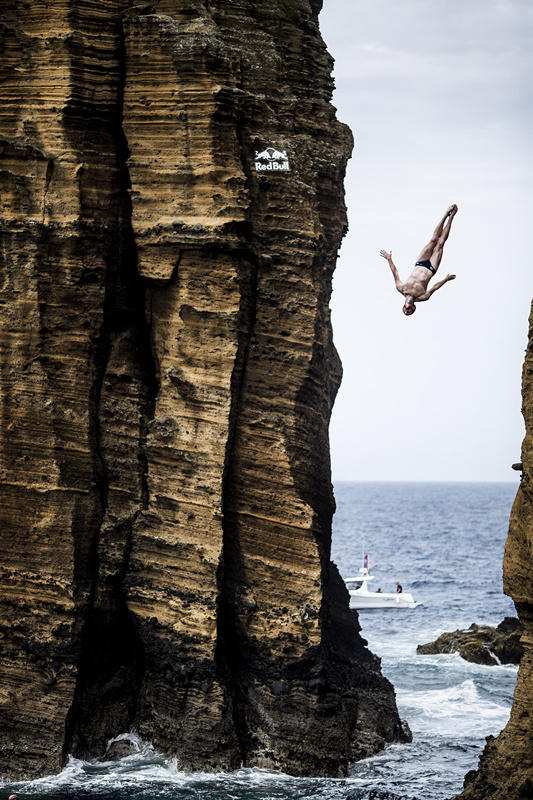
[396, 583, 403, 593]
[380, 204, 458, 316]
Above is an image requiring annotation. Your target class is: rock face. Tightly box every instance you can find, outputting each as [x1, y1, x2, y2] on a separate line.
[0, 0, 408, 780]
[456, 303, 533, 800]
[417, 618, 523, 666]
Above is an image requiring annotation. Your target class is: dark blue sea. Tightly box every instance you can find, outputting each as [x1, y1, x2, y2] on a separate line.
[2, 483, 518, 800]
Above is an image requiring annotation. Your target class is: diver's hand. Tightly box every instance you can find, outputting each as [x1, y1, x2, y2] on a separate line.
[446, 273, 456, 281]
[379, 249, 392, 261]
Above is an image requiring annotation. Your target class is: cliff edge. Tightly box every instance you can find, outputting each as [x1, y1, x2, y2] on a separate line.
[456, 302, 533, 799]
[0, 0, 406, 780]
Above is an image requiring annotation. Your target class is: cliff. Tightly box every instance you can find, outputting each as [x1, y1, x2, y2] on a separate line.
[0, 0, 407, 780]
[457, 303, 533, 799]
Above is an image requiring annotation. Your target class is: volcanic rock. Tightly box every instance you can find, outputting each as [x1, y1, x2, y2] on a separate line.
[103, 735, 140, 761]
[456, 302, 533, 798]
[0, 0, 407, 781]
[367, 791, 405, 800]
[417, 617, 523, 666]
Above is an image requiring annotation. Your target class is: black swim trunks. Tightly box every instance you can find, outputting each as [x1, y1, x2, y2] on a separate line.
[415, 259, 436, 274]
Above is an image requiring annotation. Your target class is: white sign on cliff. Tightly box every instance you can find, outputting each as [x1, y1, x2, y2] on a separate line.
[254, 147, 290, 173]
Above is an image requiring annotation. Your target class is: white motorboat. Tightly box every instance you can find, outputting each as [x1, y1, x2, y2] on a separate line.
[345, 557, 418, 609]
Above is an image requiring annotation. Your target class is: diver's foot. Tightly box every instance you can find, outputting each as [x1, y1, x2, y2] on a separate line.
[447, 203, 458, 216]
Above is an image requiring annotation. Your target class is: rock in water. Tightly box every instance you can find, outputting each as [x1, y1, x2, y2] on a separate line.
[456, 303, 533, 799]
[103, 735, 140, 761]
[0, 0, 407, 781]
[417, 617, 523, 666]
[367, 791, 405, 800]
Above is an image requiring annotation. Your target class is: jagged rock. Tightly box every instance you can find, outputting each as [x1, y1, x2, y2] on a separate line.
[346, 792, 403, 800]
[103, 735, 139, 761]
[0, 0, 407, 781]
[417, 617, 523, 666]
[455, 303, 533, 798]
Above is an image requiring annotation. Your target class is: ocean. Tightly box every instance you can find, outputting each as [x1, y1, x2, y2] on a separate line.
[2, 482, 518, 800]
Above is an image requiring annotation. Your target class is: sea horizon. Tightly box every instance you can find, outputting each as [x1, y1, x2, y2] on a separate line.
[333, 478, 519, 484]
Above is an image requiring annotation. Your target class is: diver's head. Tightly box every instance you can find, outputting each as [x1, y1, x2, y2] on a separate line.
[403, 298, 416, 316]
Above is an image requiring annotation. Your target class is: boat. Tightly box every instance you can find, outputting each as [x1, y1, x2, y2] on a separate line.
[344, 556, 418, 609]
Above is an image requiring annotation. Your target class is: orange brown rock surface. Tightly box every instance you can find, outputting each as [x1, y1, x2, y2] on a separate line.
[456, 302, 533, 799]
[0, 0, 408, 780]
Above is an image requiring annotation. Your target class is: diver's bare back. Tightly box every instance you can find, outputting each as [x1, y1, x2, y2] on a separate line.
[380, 204, 458, 316]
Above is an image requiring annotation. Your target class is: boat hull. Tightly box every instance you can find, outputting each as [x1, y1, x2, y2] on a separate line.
[349, 591, 417, 609]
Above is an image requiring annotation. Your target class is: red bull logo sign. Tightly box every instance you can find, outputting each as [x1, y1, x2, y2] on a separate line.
[254, 146, 290, 172]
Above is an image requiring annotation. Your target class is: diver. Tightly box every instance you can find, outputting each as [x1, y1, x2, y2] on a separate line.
[380, 204, 458, 316]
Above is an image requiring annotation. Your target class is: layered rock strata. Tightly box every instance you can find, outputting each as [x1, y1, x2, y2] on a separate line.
[417, 617, 523, 666]
[0, 0, 407, 781]
[457, 303, 533, 799]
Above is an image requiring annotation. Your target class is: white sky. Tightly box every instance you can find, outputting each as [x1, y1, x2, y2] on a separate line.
[321, 0, 533, 482]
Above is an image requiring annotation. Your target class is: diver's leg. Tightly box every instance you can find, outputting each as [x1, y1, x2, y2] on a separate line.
[417, 205, 457, 261]
[430, 206, 457, 270]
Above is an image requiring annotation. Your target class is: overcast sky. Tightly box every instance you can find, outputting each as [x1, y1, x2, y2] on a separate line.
[320, 0, 532, 482]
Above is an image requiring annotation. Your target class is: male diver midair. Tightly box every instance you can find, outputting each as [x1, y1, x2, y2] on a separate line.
[380, 204, 458, 316]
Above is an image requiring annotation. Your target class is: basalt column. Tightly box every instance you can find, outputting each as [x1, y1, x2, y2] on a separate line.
[0, 0, 407, 780]
[456, 304, 533, 800]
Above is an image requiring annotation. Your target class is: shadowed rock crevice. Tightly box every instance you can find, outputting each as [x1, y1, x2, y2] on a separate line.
[63, 4, 157, 760]
[214, 77, 275, 770]
[215, 254, 260, 768]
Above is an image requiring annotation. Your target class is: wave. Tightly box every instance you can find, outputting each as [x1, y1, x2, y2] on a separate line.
[411, 579, 455, 588]
[1, 737, 389, 797]
[389, 651, 519, 673]
[397, 678, 511, 737]
[2, 732, 479, 800]
[3, 733, 464, 800]
[3, 752, 419, 800]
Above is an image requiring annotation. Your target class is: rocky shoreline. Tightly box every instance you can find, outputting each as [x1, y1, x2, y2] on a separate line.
[417, 617, 523, 666]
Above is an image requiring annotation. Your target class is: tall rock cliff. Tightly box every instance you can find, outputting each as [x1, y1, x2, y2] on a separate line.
[457, 303, 533, 800]
[0, 0, 407, 780]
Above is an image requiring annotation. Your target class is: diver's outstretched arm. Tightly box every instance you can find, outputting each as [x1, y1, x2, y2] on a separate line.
[418, 273, 456, 301]
[379, 250, 402, 290]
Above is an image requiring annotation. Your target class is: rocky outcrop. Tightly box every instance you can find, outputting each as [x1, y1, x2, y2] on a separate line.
[103, 734, 141, 761]
[417, 618, 523, 666]
[0, 0, 407, 780]
[456, 303, 533, 799]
